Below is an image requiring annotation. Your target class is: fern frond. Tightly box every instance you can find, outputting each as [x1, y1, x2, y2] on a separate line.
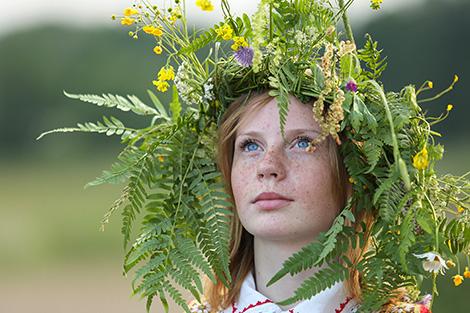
[64, 91, 160, 116]
[276, 262, 349, 306]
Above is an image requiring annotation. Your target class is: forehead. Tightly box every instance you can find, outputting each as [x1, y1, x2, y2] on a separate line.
[237, 95, 321, 135]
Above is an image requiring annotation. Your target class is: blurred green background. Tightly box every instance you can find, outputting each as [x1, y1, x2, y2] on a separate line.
[0, 0, 469, 312]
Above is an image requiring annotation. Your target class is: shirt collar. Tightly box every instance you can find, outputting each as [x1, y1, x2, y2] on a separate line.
[230, 270, 357, 313]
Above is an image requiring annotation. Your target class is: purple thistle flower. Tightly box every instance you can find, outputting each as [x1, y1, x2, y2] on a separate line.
[345, 80, 358, 92]
[234, 46, 254, 67]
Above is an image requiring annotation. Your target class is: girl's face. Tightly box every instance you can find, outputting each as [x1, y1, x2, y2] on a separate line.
[231, 96, 342, 245]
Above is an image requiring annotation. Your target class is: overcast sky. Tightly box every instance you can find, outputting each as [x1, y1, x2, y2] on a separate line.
[3, 0, 426, 38]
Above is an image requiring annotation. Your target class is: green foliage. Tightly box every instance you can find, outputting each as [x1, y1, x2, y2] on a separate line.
[358, 34, 388, 80]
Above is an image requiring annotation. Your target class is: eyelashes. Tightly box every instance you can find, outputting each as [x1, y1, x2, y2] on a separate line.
[238, 135, 314, 152]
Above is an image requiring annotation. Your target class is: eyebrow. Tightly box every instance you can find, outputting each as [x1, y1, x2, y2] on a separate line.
[236, 128, 320, 139]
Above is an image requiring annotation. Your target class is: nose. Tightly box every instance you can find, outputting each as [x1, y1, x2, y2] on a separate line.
[256, 148, 287, 181]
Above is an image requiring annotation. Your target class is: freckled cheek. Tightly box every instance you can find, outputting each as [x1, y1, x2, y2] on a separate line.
[231, 160, 255, 204]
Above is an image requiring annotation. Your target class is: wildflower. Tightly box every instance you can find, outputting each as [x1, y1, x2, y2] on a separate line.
[231, 36, 249, 51]
[169, 14, 178, 24]
[417, 294, 432, 307]
[446, 260, 456, 268]
[412, 146, 429, 170]
[158, 66, 175, 81]
[413, 252, 448, 274]
[152, 27, 163, 37]
[304, 68, 313, 77]
[234, 46, 254, 67]
[453, 274, 463, 286]
[447, 104, 453, 111]
[142, 25, 155, 34]
[121, 17, 135, 26]
[345, 80, 358, 93]
[196, 0, 214, 12]
[464, 267, 470, 278]
[427, 81, 433, 89]
[123, 7, 139, 16]
[158, 155, 165, 162]
[215, 23, 233, 40]
[153, 80, 169, 92]
[457, 206, 465, 213]
[370, 0, 383, 10]
[153, 46, 163, 55]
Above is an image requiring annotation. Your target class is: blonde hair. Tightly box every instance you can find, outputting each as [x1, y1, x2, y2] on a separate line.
[204, 90, 376, 311]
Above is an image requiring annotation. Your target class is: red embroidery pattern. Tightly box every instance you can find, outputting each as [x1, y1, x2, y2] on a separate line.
[335, 297, 353, 313]
[232, 299, 273, 313]
[230, 296, 353, 313]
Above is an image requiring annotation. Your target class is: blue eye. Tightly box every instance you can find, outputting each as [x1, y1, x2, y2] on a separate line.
[296, 136, 311, 149]
[245, 142, 259, 152]
[240, 139, 260, 152]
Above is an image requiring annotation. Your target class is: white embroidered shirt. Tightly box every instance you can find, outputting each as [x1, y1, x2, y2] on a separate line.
[218, 270, 358, 313]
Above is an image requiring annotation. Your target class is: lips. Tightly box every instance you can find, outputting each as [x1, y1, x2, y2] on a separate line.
[253, 192, 293, 210]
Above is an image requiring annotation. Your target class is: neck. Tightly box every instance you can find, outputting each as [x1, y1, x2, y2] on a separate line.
[253, 237, 326, 311]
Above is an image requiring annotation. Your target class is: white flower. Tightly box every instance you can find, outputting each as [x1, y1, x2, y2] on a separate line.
[413, 252, 448, 274]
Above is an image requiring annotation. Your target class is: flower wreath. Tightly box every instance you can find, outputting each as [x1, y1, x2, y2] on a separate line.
[38, 1, 469, 312]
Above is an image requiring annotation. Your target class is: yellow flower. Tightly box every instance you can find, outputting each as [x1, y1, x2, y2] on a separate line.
[348, 177, 356, 184]
[142, 25, 155, 34]
[454, 74, 459, 83]
[464, 267, 470, 279]
[231, 36, 249, 51]
[427, 81, 433, 89]
[370, 0, 383, 10]
[447, 104, 453, 111]
[153, 80, 169, 92]
[412, 146, 429, 170]
[453, 274, 464, 286]
[123, 7, 139, 16]
[158, 66, 175, 81]
[196, 0, 214, 11]
[215, 23, 234, 40]
[121, 17, 135, 26]
[152, 27, 164, 37]
[446, 260, 456, 268]
[457, 206, 465, 213]
[153, 46, 163, 55]
[158, 155, 165, 162]
[169, 15, 178, 24]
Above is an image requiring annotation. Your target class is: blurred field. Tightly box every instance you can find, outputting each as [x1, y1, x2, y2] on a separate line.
[0, 142, 469, 312]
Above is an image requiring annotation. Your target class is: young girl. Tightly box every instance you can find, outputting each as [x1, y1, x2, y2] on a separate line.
[207, 91, 360, 312]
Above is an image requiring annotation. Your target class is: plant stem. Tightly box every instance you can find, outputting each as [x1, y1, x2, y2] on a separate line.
[338, 0, 355, 44]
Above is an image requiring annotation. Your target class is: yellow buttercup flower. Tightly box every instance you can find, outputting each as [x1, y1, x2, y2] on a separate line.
[158, 155, 165, 162]
[457, 206, 465, 213]
[153, 46, 163, 55]
[196, 0, 214, 12]
[453, 274, 464, 286]
[412, 146, 429, 170]
[464, 267, 470, 279]
[143, 25, 155, 34]
[427, 81, 433, 89]
[152, 27, 164, 37]
[370, 0, 383, 10]
[447, 104, 453, 111]
[153, 80, 169, 92]
[231, 36, 249, 51]
[170, 15, 178, 24]
[123, 7, 139, 16]
[215, 23, 234, 40]
[121, 17, 135, 26]
[158, 66, 175, 81]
